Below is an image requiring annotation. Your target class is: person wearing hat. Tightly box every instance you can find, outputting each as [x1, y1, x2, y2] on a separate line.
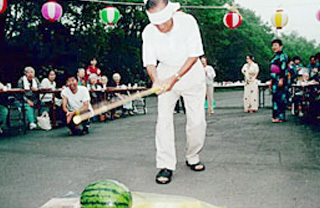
[142, 0, 207, 184]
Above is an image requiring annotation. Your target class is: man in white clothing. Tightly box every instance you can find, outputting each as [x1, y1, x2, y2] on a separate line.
[201, 56, 216, 115]
[143, 0, 207, 184]
[61, 74, 91, 135]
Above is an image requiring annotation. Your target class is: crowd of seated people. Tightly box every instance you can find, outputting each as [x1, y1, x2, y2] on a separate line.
[0, 57, 141, 136]
[288, 53, 320, 118]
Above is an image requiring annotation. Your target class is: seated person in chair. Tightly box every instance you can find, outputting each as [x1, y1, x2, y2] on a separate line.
[17, 66, 40, 130]
[77, 68, 86, 86]
[61, 74, 92, 135]
[0, 81, 9, 135]
[40, 70, 63, 126]
[101, 75, 109, 90]
[111, 73, 134, 116]
[87, 74, 105, 122]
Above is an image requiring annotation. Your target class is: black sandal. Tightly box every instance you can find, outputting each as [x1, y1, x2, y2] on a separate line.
[155, 168, 173, 184]
[186, 161, 205, 171]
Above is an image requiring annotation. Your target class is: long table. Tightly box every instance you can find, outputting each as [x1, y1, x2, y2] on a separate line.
[214, 83, 270, 108]
[0, 87, 147, 133]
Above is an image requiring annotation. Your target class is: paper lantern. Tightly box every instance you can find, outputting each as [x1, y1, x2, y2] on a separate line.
[271, 9, 288, 29]
[0, 0, 7, 14]
[41, 1, 63, 22]
[100, 6, 121, 25]
[317, 9, 320, 22]
[223, 11, 242, 29]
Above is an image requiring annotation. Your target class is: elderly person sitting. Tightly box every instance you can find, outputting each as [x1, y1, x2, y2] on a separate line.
[77, 68, 86, 86]
[17, 66, 40, 130]
[101, 75, 109, 90]
[88, 74, 102, 91]
[111, 73, 134, 116]
[0, 81, 9, 135]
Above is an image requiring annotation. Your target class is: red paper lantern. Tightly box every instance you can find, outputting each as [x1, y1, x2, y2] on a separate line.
[0, 0, 7, 14]
[223, 11, 242, 29]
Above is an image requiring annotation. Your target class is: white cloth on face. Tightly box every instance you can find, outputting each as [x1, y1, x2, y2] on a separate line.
[204, 65, 216, 86]
[61, 86, 92, 112]
[146, 1, 181, 25]
[142, 12, 204, 67]
[23, 76, 37, 90]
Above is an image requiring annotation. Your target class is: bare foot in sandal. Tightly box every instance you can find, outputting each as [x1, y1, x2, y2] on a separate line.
[155, 168, 173, 184]
[186, 161, 205, 171]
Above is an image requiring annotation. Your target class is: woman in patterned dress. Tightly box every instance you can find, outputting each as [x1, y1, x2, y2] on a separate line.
[241, 55, 259, 113]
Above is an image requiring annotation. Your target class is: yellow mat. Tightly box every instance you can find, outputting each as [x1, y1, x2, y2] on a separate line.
[40, 192, 224, 208]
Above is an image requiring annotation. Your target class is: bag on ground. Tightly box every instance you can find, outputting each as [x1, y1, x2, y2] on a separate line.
[37, 111, 52, 130]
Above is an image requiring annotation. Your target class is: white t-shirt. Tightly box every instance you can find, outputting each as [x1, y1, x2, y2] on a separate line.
[142, 12, 204, 67]
[61, 86, 91, 112]
[40, 78, 56, 102]
[204, 65, 216, 86]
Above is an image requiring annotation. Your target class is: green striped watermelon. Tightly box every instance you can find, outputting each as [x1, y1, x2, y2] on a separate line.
[81, 179, 132, 208]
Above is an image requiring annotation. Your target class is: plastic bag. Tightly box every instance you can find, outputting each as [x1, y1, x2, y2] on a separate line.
[37, 111, 52, 130]
[40, 192, 224, 208]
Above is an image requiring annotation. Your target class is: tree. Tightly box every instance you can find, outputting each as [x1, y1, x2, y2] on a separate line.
[280, 31, 320, 65]
[1, 0, 319, 86]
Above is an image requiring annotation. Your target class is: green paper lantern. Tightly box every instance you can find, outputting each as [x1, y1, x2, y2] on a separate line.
[100, 6, 121, 25]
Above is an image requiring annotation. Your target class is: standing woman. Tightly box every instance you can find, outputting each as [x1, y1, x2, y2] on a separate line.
[241, 55, 259, 113]
[201, 56, 216, 115]
[270, 39, 289, 123]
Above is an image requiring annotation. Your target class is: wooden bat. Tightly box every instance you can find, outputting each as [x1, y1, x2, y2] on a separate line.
[72, 87, 161, 125]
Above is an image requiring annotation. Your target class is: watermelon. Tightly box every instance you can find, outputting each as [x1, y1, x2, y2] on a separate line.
[81, 179, 132, 208]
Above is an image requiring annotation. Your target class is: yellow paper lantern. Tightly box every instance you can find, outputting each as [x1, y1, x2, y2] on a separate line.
[271, 9, 289, 29]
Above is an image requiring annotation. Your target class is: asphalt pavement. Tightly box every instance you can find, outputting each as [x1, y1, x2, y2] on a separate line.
[0, 90, 319, 208]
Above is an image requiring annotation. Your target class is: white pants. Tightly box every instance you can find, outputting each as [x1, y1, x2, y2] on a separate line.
[206, 84, 214, 113]
[156, 61, 207, 171]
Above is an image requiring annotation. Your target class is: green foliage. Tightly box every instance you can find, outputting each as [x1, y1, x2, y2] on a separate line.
[280, 31, 320, 66]
[0, 0, 319, 86]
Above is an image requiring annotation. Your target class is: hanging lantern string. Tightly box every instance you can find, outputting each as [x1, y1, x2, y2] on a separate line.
[226, 5, 242, 18]
[77, 0, 231, 9]
[78, 0, 144, 6]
